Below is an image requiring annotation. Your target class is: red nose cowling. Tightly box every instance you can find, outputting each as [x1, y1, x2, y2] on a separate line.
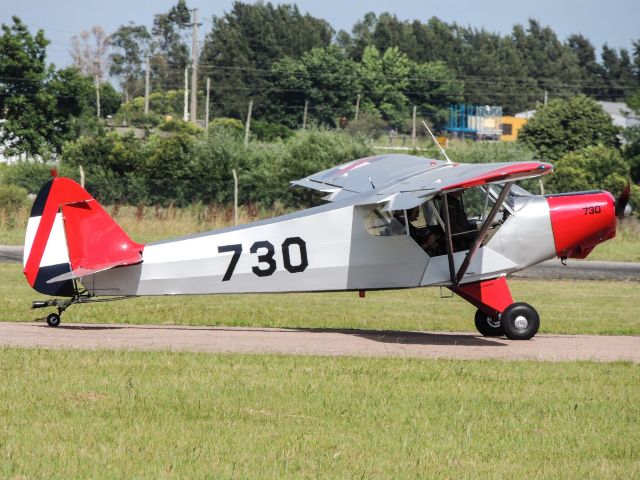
[546, 191, 617, 259]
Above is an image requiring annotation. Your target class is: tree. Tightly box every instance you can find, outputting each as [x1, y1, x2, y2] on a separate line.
[359, 46, 410, 127]
[518, 95, 619, 161]
[567, 34, 606, 98]
[601, 44, 637, 100]
[151, 0, 191, 91]
[0, 17, 56, 156]
[406, 61, 463, 127]
[70, 26, 111, 82]
[109, 23, 153, 101]
[200, 2, 333, 119]
[511, 19, 582, 102]
[267, 46, 361, 127]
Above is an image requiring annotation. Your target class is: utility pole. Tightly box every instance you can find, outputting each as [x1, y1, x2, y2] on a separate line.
[411, 105, 417, 148]
[144, 55, 150, 115]
[205, 77, 211, 130]
[354, 94, 360, 121]
[95, 74, 101, 119]
[190, 8, 199, 125]
[302, 99, 308, 129]
[544, 90, 548, 106]
[244, 100, 253, 147]
[183, 66, 189, 121]
[232, 168, 238, 226]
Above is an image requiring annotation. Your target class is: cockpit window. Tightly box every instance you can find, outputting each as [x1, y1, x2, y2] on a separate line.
[365, 209, 407, 236]
[365, 182, 530, 254]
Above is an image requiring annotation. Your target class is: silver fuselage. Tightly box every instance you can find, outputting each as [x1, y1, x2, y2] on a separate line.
[82, 194, 556, 297]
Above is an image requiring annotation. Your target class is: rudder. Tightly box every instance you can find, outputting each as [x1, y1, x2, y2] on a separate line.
[23, 177, 144, 296]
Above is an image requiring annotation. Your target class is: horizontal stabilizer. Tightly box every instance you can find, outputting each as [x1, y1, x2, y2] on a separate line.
[46, 260, 140, 284]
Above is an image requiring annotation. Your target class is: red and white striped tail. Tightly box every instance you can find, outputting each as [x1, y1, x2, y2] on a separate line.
[23, 177, 144, 297]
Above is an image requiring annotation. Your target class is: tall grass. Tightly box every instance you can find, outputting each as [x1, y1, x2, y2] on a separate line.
[0, 202, 291, 245]
[108, 202, 290, 244]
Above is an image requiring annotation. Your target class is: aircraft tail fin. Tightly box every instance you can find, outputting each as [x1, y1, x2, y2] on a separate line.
[23, 176, 144, 296]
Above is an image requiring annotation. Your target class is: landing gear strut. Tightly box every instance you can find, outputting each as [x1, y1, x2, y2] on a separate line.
[32, 295, 84, 327]
[451, 277, 541, 340]
[32, 290, 130, 327]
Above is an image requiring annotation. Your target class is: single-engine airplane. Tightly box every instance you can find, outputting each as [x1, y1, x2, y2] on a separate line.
[24, 153, 617, 339]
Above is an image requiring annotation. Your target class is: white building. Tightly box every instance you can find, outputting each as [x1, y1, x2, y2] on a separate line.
[515, 101, 640, 129]
[597, 101, 640, 129]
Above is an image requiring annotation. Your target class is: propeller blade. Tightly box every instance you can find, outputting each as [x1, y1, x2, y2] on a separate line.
[615, 183, 631, 218]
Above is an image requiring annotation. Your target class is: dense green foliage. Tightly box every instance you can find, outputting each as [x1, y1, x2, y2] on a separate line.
[107, 4, 640, 125]
[200, 2, 333, 119]
[0, 18, 119, 157]
[518, 95, 620, 161]
[546, 145, 630, 195]
[49, 126, 373, 206]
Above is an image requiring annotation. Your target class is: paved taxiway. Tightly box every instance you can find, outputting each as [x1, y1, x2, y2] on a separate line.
[1, 322, 638, 363]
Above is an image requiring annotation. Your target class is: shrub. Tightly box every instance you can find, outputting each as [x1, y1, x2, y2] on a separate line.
[158, 119, 203, 135]
[345, 112, 387, 138]
[141, 133, 196, 206]
[545, 145, 630, 196]
[62, 132, 144, 176]
[251, 120, 293, 142]
[2, 162, 59, 194]
[518, 95, 620, 161]
[283, 129, 374, 205]
[0, 183, 29, 229]
[0, 183, 29, 210]
[208, 118, 244, 135]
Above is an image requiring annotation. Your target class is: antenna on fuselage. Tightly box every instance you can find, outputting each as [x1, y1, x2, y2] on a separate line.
[422, 120, 452, 164]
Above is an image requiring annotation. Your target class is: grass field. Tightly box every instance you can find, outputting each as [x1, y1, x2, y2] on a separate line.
[1, 348, 638, 478]
[2, 203, 639, 261]
[2, 263, 639, 335]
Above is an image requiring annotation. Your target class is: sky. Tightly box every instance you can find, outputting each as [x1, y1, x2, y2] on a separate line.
[2, 0, 639, 69]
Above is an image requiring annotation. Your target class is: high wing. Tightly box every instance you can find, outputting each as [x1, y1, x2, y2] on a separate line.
[292, 154, 553, 210]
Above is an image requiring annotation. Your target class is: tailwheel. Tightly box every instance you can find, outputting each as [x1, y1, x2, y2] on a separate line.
[500, 303, 540, 340]
[474, 309, 504, 337]
[46, 313, 61, 328]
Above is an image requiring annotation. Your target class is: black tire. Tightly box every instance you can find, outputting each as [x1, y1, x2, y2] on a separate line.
[46, 313, 61, 328]
[474, 309, 504, 337]
[500, 303, 539, 340]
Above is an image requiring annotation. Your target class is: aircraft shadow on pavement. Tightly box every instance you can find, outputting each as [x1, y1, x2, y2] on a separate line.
[299, 327, 505, 347]
[37, 324, 127, 331]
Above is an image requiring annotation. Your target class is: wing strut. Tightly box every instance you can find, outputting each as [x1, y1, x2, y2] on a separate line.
[441, 193, 457, 284]
[454, 182, 513, 284]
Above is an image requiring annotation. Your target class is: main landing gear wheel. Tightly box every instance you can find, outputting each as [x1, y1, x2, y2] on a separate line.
[46, 313, 61, 328]
[500, 303, 539, 340]
[474, 309, 504, 337]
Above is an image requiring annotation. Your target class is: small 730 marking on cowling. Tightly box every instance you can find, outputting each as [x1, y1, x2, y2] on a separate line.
[583, 206, 602, 215]
[218, 237, 308, 281]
